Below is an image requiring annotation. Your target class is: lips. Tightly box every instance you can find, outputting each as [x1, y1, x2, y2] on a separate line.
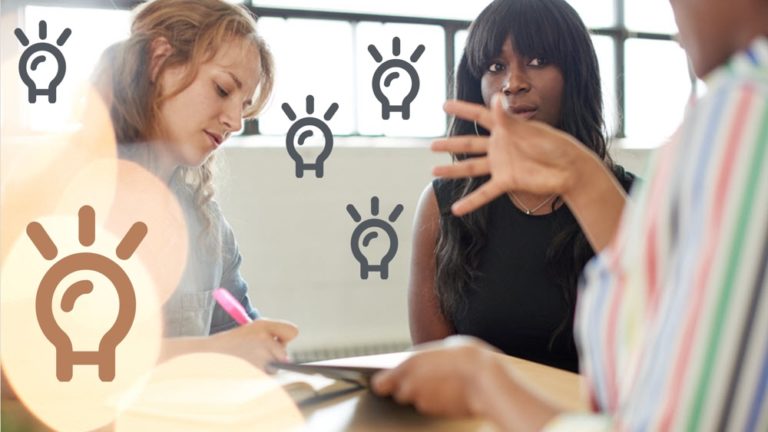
[204, 130, 223, 148]
[508, 104, 538, 120]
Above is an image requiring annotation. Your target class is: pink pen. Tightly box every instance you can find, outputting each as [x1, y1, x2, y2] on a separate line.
[213, 288, 253, 325]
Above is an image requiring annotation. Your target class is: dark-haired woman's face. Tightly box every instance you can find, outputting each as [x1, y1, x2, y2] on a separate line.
[480, 39, 563, 127]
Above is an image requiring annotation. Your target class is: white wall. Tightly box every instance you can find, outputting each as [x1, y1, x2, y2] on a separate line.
[216, 136, 651, 356]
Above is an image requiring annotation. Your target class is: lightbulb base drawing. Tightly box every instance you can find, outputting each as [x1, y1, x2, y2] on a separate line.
[350, 219, 397, 280]
[292, 161, 325, 178]
[379, 103, 410, 121]
[368, 38, 425, 121]
[15, 21, 71, 104]
[282, 96, 339, 178]
[35, 253, 135, 382]
[347, 197, 404, 281]
[28, 206, 145, 383]
[358, 263, 389, 280]
[18, 43, 66, 103]
[371, 59, 419, 120]
[55, 349, 116, 382]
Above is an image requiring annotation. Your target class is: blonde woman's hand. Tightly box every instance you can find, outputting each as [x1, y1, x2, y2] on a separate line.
[433, 95, 597, 216]
[208, 318, 299, 370]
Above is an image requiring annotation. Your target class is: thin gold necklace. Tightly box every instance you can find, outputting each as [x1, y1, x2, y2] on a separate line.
[507, 192, 556, 215]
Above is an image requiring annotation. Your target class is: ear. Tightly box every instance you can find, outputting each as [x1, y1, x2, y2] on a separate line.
[149, 37, 173, 83]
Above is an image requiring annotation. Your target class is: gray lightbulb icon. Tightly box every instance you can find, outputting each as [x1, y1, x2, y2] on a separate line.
[282, 95, 339, 178]
[14, 20, 71, 103]
[368, 37, 425, 120]
[27, 206, 146, 382]
[347, 197, 404, 280]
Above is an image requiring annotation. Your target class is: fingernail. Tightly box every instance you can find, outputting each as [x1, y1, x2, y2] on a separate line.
[371, 373, 387, 392]
[451, 203, 464, 216]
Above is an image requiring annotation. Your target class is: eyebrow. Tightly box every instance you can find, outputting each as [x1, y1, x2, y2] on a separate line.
[226, 71, 254, 107]
[227, 71, 243, 89]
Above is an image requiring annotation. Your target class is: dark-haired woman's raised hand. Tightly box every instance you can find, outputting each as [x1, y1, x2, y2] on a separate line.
[433, 96, 628, 251]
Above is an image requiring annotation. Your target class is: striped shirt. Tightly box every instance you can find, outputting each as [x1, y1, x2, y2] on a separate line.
[546, 37, 768, 431]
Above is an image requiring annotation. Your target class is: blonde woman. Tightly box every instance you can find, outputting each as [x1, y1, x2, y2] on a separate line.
[93, 0, 297, 369]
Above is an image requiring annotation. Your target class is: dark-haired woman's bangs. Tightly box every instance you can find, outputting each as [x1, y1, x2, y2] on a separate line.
[464, 1, 565, 79]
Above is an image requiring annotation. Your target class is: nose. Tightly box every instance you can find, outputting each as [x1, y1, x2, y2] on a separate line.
[220, 100, 243, 134]
[502, 65, 530, 96]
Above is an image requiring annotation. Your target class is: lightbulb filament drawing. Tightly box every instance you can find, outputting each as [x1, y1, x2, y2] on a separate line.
[14, 20, 71, 103]
[368, 37, 425, 120]
[27, 206, 147, 382]
[282, 95, 339, 178]
[347, 197, 404, 280]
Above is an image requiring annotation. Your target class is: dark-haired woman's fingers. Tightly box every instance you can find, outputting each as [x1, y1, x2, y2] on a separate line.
[432, 157, 490, 179]
[431, 136, 489, 154]
[451, 181, 504, 216]
[443, 100, 493, 130]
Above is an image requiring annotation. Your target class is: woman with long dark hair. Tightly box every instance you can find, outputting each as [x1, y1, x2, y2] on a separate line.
[409, 0, 635, 372]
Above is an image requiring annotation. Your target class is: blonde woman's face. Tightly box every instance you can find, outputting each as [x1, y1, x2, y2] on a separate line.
[156, 39, 260, 167]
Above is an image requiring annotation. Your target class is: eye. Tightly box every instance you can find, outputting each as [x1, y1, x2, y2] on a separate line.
[215, 83, 229, 97]
[487, 62, 505, 73]
[528, 57, 549, 67]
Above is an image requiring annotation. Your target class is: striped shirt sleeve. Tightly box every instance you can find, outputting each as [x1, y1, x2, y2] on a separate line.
[545, 38, 768, 431]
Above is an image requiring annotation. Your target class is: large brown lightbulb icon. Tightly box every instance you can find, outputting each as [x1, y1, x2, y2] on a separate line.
[27, 206, 147, 382]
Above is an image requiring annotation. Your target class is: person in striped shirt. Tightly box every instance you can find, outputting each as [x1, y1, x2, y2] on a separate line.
[372, 0, 768, 430]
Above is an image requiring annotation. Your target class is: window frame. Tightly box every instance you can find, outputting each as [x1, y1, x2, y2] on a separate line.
[7, 0, 696, 140]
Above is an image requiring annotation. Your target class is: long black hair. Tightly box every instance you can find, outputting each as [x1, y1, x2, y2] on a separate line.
[435, 0, 614, 346]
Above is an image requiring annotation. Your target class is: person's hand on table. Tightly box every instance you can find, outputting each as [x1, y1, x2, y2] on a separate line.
[208, 318, 298, 371]
[371, 336, 505, 418]
[371, 335, 562, 431]
[432, 95, 597, 216]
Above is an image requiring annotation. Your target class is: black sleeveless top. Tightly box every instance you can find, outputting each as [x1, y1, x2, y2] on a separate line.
[433, 165, 636, 372]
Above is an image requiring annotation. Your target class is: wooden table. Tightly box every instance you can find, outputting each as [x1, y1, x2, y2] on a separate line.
[299, 352, 587, 431]
[1, 352, 586, 431]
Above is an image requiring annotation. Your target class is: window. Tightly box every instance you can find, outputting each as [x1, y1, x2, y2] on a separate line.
[355, 22, 446, 137]
[258, 19, 447, 137]
[565, 0, 615, 28]
[10, 0, 693, 146]
[16, 6, 130, 132]
[626, 0, 678, 34]
[591, 36, 618, 136]
[625, 39, 690, 141]
[258, 18, 356, 135]
[249, 0, 492, 21]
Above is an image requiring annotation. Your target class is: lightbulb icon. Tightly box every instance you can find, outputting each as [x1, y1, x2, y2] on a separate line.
[282, 95, 339, 178]
[368, 37, 425, 120]
[347, 196, 404, 280]
[27, 206, 147, 382]
[14, 20, 71, 103]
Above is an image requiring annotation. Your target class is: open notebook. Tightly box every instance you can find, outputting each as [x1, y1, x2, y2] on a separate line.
[273, 351, 413, 404]
[273, 368, 364, 405]
[113, 352, 413, 427]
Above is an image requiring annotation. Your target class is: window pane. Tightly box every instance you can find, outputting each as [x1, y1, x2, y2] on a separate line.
[454, 29, 468, 71]
[356, 22, 447, 137]
[625, 39, 690, 142]
[253, 1, 492, 21]
[20, 6, 130, 132]
[591, 35, 617, 137]
[695, 78, 708, 99]
[626, 0, 678, 34]
[258, 18, 355, 135]
[565, 0, 615, 28]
